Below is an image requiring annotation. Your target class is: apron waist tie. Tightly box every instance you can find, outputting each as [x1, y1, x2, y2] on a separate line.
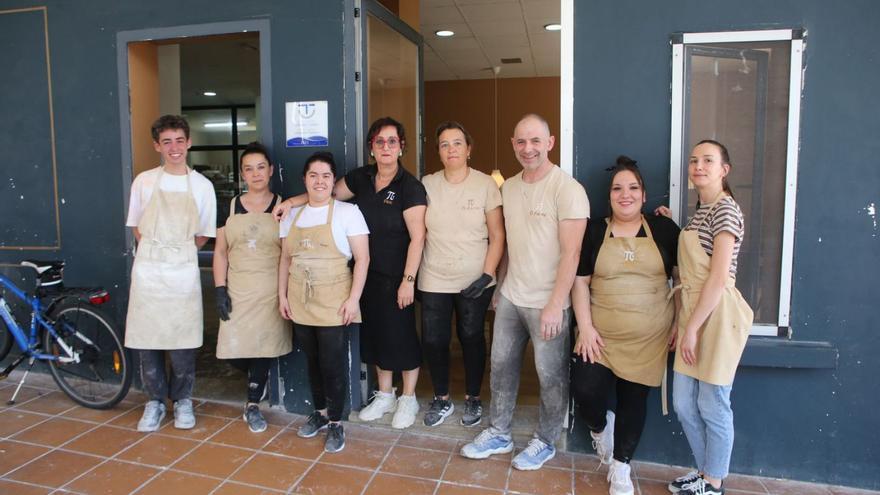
[667, 284, 688, 301]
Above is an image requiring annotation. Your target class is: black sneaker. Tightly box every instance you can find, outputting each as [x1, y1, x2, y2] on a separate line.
[324, 422, 345, 453]
[423, 397, 454, 426]
[244, 404, 268, 433]
[668, 471, 701, 493]
[297, 411, 329, 438]
[678, 478, 724, 495]
[460, 397, 483, 427]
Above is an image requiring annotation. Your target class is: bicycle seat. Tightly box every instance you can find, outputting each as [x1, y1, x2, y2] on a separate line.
[20, 260, 65, 287]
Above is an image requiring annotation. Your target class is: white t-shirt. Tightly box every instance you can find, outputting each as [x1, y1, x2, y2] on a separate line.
[126, 167, 217, 237]
[279, 201, 369, 259]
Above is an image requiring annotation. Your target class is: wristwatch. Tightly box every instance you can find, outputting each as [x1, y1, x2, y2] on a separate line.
[403, 274, 415, 283]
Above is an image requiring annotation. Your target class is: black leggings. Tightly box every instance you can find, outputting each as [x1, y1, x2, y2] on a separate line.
[294, 324, 349, 422]
[571, 359, 651, 463]
[228, 358, 273, 403]
[420, 290, 492, 398]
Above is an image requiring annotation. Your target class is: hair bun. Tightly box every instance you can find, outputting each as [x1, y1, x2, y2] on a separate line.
[616, 155, 637, 168]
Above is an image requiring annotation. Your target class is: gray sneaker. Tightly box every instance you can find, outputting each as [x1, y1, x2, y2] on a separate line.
[324, 422, 345, 453]
[244, 404, 268, 433]
[297, 411, 329, 438]
[137, 400, 166, 432]
[460, 397, 483, 427]
[173, 398, 196, 429]
[423, 397, 454, 426]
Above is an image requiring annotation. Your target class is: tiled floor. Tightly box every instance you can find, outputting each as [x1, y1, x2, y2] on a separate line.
[0, 381, 877, 495]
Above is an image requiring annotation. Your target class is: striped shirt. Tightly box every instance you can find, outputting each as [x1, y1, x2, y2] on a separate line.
[684, 196, 744, 277]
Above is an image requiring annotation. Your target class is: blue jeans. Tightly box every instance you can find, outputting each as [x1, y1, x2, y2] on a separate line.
[672, 371, 734, 479]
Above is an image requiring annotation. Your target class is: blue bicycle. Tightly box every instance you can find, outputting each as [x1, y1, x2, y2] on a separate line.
[0, 260, 132, 409]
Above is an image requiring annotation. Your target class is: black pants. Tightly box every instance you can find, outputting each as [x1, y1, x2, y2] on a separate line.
[294, 324, 349, 421]
[228, 358, 273, 403]
[138, 349, 196, 402]
[571, 359, 650, 463]
[420, 290, 492, 398]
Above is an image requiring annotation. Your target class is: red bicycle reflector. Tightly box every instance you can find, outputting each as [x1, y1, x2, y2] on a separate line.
[89, 292, 110, 305]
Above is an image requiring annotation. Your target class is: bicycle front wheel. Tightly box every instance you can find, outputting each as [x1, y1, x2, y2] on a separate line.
[45, 301, 132, 409]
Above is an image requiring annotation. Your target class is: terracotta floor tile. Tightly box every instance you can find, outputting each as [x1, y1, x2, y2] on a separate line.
[65, 459, 159, 494]
[380, 445, 449, 480]
[442, 455, 511, 491]
[62, 425, 143, 457]
[263, 429, 325, 460]
[320, 437, 392, 470]
[116, 435, 199, 467]
[108, 407, 171, 431]
[0, 410, 48, 438]
[398, 432, 461, 452]
[293, 462, 373, 495]
[0, 386, 43, 406]
[213, 481, 285, 494]
[231, 453, 311, 491]
[829, 486, 880, 494]
[638, 478, 676, 495]
[572, 452, 604, 472]
[364, 472, 438, 495]
[435, 483, 505, 495]
[209, 420, 281, 450]
[12, 391, 77, 416]
[135, 470, 222, 495]
[575, 470, 611, 495]
[193, 400, 241, 418]
[724, 473, 769, 493]
[172, 442, 253, 478]
[0, 440, 50, 476]
[156, 414, 230, 441]
[508, 464, 574, 495]
[0, 479, 52, 494]
[762, 478, 834, 495]
[11, 417, 95, 447]
[631, 461, 693, 482]
[62, 403, 135, 424]
[261, 408, 297, 427]
[344, 423, 402, 443]
[6, 450, 98, 488]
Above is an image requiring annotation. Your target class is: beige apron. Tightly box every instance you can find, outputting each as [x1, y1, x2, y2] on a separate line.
[285, 199, 359, 326]
[216, 196, 292, 358]
[673, 198, 754, 385]
[590, 216, 674, 388]
[125, 167, 203, 350]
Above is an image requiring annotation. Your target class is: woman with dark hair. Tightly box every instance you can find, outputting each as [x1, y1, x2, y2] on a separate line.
[570, 156, 680, 495]
[273, 117, 427, 430]
[663, 140, 753, 495]
[277, 151, 369, 452]
[213, 142, 291, 433]
[419, 121, 504, 428]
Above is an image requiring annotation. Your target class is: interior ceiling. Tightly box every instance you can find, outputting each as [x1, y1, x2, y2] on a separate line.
[179, 33, 260, 107]
[421, 0, 561, 81]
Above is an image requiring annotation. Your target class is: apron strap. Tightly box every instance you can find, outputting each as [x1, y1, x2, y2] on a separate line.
[603, 217, 613, 241]
[229, 196, 237, 218]
[661, 366, 669, 416]
[641, 215, 654, 239]
[326, 198, 335, 225]
[292, 202, 307, 224]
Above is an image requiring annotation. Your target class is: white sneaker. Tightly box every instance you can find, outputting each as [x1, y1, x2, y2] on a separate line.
[136, 400, 166, 432]
[590, 409, 615, 464]
[358, 389, 397, 421]
[391, 395, 419, 429]
[607, 459, 634, 495]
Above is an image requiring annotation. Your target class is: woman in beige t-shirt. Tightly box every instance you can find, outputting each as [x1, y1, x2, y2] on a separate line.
[418, 121, 505, 428]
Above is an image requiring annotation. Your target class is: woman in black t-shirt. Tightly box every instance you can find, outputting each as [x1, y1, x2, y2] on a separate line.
[570, 156, 680, 495]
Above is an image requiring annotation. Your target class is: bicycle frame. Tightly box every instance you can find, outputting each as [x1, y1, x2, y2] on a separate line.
[0, 274, 79, 364]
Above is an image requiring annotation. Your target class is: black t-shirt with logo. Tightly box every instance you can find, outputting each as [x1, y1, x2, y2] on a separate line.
[344, 165, 427, 277]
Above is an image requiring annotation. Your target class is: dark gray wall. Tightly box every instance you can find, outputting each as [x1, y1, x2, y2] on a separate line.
[572, 0, 879, 489]
[0, 0, 353, 413]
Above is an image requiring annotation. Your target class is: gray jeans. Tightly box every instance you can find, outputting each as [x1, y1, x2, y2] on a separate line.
[138, 349, 197, 402]
[489, 295, 571, 445]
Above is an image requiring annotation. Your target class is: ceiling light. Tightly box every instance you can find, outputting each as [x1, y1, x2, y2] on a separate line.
[204, 121, 248, 128]
[543, 23, 562, 32]
[435, 30, 454, 37]
[203, 91, 217, 96]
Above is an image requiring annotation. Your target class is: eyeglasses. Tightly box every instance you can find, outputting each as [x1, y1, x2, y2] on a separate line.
[372, 137, 400, 149]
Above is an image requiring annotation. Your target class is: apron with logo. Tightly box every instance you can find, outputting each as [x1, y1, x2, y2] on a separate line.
[285, 199, 358, 327]
[590, 216, 674, 388]
[217, 196, 292, 358]
[125, 167, 203, 349]
[673, 198, 754, 386]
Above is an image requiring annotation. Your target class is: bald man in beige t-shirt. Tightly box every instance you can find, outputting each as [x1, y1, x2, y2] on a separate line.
[461, 114, 589, 470]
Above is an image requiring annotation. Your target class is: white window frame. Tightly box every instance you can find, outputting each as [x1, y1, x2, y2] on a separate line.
[669, 29, 803, 336]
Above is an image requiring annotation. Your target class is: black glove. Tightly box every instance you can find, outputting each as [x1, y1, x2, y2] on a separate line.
[460, 273, 494, 299]
[216, 286, 232, 321]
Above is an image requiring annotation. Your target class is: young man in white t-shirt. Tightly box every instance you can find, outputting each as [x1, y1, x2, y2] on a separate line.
[125, 115, 216, 432]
